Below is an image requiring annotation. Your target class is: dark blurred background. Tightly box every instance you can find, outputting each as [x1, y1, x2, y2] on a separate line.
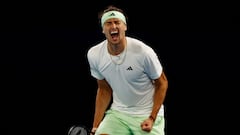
[2, 0, 239, 135]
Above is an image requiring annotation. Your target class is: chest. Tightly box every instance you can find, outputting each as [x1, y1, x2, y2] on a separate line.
[99, 55, 148, 83]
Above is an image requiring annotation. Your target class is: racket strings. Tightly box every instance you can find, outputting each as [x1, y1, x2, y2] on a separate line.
[68, 125, 89, 135]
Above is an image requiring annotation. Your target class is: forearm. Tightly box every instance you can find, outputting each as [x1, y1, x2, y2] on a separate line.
[150, 73, 168, 121]
[150, 86, 167, 120]
[93, 88, 112, 128]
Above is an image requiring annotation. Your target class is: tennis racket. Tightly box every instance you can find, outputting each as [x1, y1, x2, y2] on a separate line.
[68, 125, 90, 135]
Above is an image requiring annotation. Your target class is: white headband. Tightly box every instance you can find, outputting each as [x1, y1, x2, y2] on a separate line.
[101, 11, 126, 27]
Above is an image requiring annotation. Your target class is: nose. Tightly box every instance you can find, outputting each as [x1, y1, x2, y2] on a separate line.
[110, 23, 117, 28]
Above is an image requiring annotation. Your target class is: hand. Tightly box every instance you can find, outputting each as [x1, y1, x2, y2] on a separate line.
[140, 118, 154, 132]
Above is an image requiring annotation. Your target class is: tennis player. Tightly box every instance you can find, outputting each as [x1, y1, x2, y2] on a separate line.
[87, 5, 168, 135]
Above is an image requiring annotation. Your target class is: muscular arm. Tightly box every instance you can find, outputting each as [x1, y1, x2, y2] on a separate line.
[141, 71, 168, 132]
[92, 79, 112, 128]
[150, 71, 168, 121]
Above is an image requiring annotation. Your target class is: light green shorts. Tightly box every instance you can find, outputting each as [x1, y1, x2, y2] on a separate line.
[95, 109, 165, 135]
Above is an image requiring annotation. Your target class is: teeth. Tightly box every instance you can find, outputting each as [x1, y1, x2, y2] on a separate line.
[111, 31, 118, 34]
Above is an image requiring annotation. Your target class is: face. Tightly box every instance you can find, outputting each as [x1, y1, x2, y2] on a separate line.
[102, 18, 127, 45]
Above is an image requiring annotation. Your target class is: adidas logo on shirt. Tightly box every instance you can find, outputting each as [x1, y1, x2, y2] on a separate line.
[126, 66, 133, 70]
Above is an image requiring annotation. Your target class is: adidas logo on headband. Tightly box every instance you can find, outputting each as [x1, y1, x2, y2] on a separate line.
[109, 13, 115, 16]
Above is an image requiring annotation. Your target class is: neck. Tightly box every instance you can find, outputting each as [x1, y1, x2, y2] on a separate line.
[107, 38, 127, 55]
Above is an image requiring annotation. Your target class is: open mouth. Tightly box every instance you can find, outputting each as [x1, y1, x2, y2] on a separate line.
[110, 30, 119, 40]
